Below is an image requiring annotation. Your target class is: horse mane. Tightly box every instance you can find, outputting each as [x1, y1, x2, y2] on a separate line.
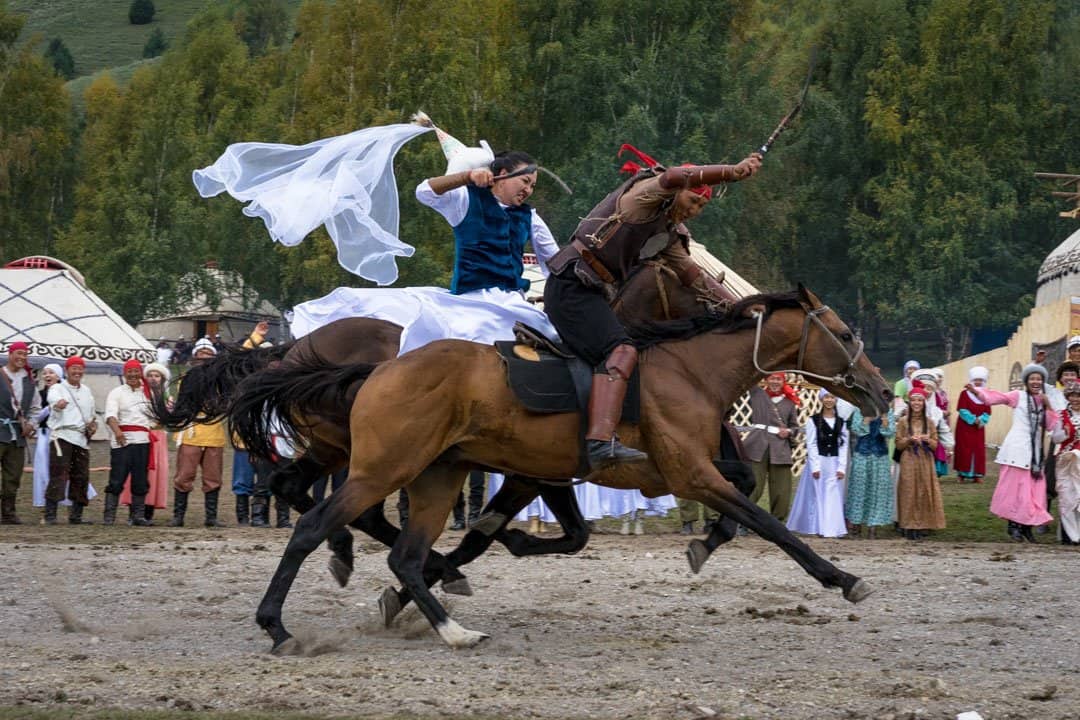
[626, 291, 803, 349]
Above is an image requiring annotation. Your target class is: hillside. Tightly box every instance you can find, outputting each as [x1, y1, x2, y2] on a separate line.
[10, 0, 302, 79]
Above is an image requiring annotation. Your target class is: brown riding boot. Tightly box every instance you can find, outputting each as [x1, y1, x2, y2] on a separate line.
[585, 345, 648, 471]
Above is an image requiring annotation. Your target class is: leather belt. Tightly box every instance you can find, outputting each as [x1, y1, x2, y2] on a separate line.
[570, 239, 616, 284]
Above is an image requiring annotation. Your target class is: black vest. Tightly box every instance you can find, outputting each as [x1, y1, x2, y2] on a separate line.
[812, 414, 843, 457]
[0, 368, 37, 446]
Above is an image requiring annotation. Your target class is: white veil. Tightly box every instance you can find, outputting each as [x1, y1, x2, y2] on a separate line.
[193, 123, 433, 286]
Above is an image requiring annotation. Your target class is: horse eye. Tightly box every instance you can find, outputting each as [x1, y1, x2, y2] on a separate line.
[841, 332, 853, 342]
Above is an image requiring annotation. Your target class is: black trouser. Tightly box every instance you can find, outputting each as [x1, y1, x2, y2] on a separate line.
[252, 458, 276, 499]
[543, 268, 630, 368]
[106, 443, 150, 496]
[47, 438, 91, 504]
[452, 470, 487, 521]
[312, 467, 348, 503]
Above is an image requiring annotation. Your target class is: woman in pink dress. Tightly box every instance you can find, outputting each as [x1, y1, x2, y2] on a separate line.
[968, 363, 1058, 542]
[120, 362, 171, 524]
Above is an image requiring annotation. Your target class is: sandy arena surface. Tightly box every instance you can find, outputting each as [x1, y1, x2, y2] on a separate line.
[0, 526, 1077, 720]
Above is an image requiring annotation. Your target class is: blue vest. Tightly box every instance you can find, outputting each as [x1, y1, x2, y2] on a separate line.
[450, 185, 532, 295]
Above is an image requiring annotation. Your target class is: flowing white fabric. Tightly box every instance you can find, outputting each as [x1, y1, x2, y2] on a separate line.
[289, 286, 558, 354]
[193, 124, 432, 286]
[786, 417, 848, 537]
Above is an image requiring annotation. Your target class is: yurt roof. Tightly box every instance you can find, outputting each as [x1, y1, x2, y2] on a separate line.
[141, 267, 280, 322]
[0, 256, 155, 366]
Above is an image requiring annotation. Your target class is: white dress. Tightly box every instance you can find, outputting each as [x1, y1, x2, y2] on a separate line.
[289, 178, 560, 350]
[786, 415, 849, 537]
[486, 473, 557, 522]
[596, 486, 678, 519]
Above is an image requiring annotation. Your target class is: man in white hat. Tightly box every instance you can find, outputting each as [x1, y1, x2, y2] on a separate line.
[169, 338, 228, 527]
[1068, 335, 1080, 364]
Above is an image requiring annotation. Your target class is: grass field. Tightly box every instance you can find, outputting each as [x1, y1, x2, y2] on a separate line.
[10, 0, 304, 79]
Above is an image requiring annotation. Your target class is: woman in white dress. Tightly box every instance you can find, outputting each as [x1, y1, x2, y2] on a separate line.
[787, 389, 848, 538]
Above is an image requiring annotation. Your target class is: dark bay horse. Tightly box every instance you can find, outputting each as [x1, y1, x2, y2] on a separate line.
[153, 258, 725, 595]
[241, 285, 892, 651]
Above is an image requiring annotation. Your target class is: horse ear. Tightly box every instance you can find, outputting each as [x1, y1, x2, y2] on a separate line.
[797, 283, 822, 309]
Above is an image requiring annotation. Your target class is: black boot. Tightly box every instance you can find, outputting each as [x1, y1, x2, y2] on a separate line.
[585, 346, 648, 472]
[450, 493, 466, 531]
[129, 495, 152, 526]
[0, 496, 22, 525]
[1007, 520, 1023, 542]
[102, 492, 120, 526]
[275, 498, 292, 529]
[68, 502, 92, 525]
[250, 497, 270, 527]
[44, 499, 59, 525]
[1019, 524, 1037, 543]
[169, 491, 189, 527]
[235, 495, 250, 526]
[144, 505, 155, 523]
[204, 489, 224, 527]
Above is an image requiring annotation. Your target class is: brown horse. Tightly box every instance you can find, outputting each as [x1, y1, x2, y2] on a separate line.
[241, 285, 891, 651]
[154, 257, 723, 597]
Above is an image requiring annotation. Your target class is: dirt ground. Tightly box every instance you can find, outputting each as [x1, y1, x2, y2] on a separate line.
[0, 522, 1077, 720]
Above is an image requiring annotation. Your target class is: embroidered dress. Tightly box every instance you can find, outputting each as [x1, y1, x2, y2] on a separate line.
[973, 388, 1056, 526]
[1050, 408, 1080, 543]
[895, 414, 946, 530]
[954, 389, 991, 480]
[787, 413, 848, 537]
[845, 409, 896, 527]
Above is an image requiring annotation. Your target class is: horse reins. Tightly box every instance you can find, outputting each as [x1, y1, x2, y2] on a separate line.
[750, 305, 869, 394]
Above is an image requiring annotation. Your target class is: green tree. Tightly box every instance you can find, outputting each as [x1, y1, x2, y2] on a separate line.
[0, 5, 72, 261]
[44, 37, 75, 79]
[232, 0, 290, 56]
[128, 0, 155, 25]
[143, 27, 168, 58]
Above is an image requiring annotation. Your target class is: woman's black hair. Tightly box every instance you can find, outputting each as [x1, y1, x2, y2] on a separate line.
[491, 150, 535, 175]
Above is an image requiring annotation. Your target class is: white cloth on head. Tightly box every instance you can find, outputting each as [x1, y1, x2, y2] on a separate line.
[289, 285, 558, 354]
[193, 338, 216, 355]
[968, 366, 988, 382]
[193, 123, 432, 285]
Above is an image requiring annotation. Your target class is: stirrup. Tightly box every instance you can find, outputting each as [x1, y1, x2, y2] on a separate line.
[586, 437, 648, 471]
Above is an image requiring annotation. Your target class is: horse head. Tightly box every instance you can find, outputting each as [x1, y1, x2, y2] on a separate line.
[758, 284, 892, 417]
[611, 260, 713, 324]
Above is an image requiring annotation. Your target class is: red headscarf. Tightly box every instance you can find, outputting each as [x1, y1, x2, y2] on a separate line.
[617, 144, 713, 199]
[123, 359, 152, 399]
[765, 372, 802, 406]
[908, 380, 929, 399]
[65, 356, 85, 369]
[7, 341, 28, 353]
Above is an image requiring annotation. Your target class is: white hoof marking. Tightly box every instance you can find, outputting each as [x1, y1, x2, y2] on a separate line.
[436, 618, 490, 649]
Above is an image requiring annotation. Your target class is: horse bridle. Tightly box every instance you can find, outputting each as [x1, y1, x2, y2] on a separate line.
[750, 304, 868, 392]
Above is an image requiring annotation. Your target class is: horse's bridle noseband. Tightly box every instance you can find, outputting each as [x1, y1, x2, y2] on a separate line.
[750, 304, 868, 393]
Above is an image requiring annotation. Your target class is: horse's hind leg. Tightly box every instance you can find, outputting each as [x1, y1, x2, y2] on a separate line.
[386, 464, 488, 649]
[686, 517, 738, 574]
[494, 480, 590, 557]
[268, 455, 357, 588]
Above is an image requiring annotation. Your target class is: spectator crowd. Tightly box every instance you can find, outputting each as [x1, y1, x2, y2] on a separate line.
[2, 335, 1079, 546]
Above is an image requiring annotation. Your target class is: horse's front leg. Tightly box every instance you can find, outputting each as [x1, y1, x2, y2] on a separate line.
[268, 455, 357, 588]
[385, 464, 488, 649]
[677, 463, 871, 603]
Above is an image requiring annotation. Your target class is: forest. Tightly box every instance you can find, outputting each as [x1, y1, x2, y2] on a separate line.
[1, 0, 1078, 364]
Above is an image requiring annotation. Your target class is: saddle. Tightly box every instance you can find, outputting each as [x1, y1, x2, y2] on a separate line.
[497, 323, 640, 422]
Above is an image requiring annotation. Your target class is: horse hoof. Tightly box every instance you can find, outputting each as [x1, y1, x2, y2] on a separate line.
[441, 577, 474, 596]
[271, 636, 302, 656]
[328, 556, 353, 588]
[843, 578, 873, 604]
[685, 539, 710, 575]
[436, 618, 490, 649]
[378, 586, 403, 627]
[470, 511, 507, 536]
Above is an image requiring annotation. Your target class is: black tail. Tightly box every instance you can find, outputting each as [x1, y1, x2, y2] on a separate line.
[230, 357, 378, 461]
[149, 342, 292, 431]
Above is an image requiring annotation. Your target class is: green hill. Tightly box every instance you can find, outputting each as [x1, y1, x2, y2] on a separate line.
[11, 0, 302, 79]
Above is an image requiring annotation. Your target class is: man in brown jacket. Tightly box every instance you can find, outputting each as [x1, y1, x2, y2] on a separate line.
[742, 373, 801, 521]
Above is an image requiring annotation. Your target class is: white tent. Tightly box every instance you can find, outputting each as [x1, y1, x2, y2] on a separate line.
[0, 256, 154, 436]
[521, 240, 759, 303]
